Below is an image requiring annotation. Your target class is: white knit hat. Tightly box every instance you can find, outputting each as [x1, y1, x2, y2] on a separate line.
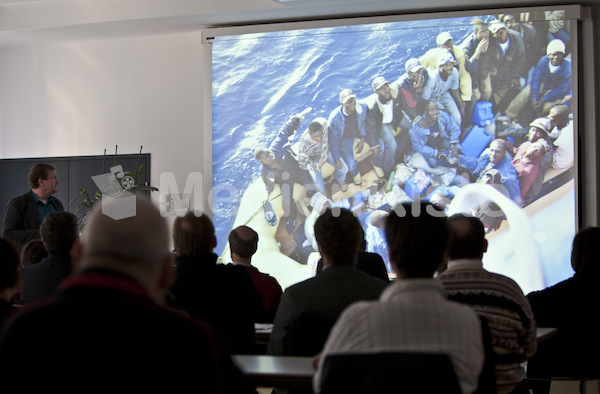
[547, 39, 566, 55]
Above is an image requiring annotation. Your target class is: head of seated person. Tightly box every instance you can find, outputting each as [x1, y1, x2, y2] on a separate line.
[571, 227, 600, 276]
[81, 198, 173, 301]
[40, 211, 80, 256]
[172, 211, 216, 257]
[20, 239, 48, 268]
[315, 208, 362, 267]
[385, 202, 450, 279]
[0, 238, 20, 305]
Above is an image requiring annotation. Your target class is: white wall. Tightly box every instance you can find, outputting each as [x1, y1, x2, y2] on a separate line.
[0, 31, 209, 212]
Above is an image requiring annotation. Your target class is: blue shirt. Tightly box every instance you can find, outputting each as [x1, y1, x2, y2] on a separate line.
[31, 190, 58, 224]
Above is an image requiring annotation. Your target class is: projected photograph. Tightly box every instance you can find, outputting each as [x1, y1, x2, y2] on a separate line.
[210, 9, 576, 292]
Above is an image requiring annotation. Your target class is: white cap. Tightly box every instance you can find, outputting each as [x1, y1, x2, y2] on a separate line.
[547, 39, 566, 55]
[436, 32, 453, 46]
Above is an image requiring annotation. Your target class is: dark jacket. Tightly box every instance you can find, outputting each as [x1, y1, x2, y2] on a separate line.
[0, 269, 252, 392]
[20, 253, 72, 305]
[2, 191, 64, 251]
[364, 89, 405, 147]
[316, 251, 390, 283]
[267, 264, 388, 357]
[484, 31, 527, 88]
[168, 252, 258, 354]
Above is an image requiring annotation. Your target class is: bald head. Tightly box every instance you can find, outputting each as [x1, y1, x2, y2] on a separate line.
[81, 197, 170, 288]
[548, 105, 570, 129]
[229, 225, 258, 262]
[447, 214, 488, 260]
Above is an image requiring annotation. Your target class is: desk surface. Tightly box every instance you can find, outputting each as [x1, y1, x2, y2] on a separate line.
[233, 354, 314, 389]
[537, 327, 558, 342]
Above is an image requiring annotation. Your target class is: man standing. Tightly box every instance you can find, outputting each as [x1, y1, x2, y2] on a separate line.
[20, 211, 81, 305]
[313, 202, 484, 394]
[460, 18, 493, 101]
[328, 88, 369, 186]
[410, 99, 461, 168]
[0, 198, 252, 392]
[254, 107, 314, 229]
[486, 21, 527, 110]
[422, 50, 464, 126]
[229, 225, 282, 323]
[2, 163, 64, 251]
[267, 208, 387, 357]
[295, 116, 349, 195]
[365, 76, 407, 177]
[437, 214, 537, 394]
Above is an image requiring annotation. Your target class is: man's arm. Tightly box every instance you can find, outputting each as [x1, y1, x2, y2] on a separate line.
[2, 197, 40, 248]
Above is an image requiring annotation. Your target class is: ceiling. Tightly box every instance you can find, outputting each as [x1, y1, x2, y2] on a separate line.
[0, 0, 585, 47]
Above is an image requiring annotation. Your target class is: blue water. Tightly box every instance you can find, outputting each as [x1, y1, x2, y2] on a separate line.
[211, 16, 489, 253]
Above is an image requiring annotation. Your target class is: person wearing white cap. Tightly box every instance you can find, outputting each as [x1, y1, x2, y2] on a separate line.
[486, 20, 527, 109]
[390, 58, 429, 123]
[364, 76, 407, 177]
[327, 88, 369, 186]
[421, 49, 463, 126]
[504, 38, 571, 120]
[420, 32, 473, 105]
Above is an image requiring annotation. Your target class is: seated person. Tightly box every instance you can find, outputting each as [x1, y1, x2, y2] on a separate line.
[437, 214, 537, 394]
[422, 50, 463, 126]
[0, 238, 20, 326]
[295, 116, 349, 195]
[0, 198, 252, 392]
[409, 99, 460, 168]
[228, 225, 283, 323]
[20, 239, 47, 268]
[267, 208, 388, 357]
[504, 39, 571, 121]
[20, 211, 81, 305]
[313, 202, 484, 394]
[527, 227, 600, 393]
[168, 212, 257, 355]
[512, 139, 552, 206]
[453, 138, 521, 205]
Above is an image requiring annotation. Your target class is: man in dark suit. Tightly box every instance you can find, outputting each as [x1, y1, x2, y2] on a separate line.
[0, 197, 252, 393]
[2, 163, 64, 251]
[168, 211, 258, 355]
[267, 208, 388, 358]
[20, 211, 81, 305]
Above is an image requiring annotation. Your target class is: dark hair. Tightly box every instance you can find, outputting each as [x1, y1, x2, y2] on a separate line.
[314, 208, 362, 265]
[28, 163, 56, 189]
[571, 227, 600, 274]
[172, 212, 215, 257]
[40, 211, 78, 254]
[228, 226, 258, 259]
[385, 202, 450, 278]
[20, 239, 48, 268]
[447, 214, 486, 260]
[308, 120, 323, 134]
[0, 238, 20, 292]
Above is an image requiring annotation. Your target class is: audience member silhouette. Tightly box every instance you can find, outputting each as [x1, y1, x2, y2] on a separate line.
[229, 225, 283, 323]
[268, 208, 387, 358]
[313, 202, 484, 394]
[526, 227, 600, 393]
[0, 198, 252, 392]
[436, 214, 537, 394]
[19, 211, 81, 305]
[19, 239, 48, 268]
[168, 211, 257, 354]
[0, 238, 20, 327]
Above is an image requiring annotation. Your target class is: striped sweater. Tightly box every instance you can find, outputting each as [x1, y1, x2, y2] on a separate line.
[436, 259, 537, 394]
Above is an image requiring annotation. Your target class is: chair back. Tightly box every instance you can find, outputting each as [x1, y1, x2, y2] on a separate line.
[318, 352, 461, 394]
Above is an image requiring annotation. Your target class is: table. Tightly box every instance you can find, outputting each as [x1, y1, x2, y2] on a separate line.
[536, 327, 557, 342]
[233, 354, 315, 390]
